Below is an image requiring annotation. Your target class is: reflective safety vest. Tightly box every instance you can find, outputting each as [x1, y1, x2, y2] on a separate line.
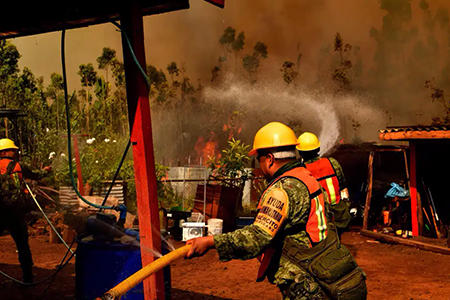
[305, 158, 341, 205]
[0, 158, 23, 183]
[256, 166, 328, 281]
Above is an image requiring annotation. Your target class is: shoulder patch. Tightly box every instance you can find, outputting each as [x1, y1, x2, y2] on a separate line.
[253, 187, 289, 237]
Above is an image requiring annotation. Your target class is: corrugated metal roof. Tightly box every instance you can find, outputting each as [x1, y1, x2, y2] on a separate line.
[379, 125, 450, 133]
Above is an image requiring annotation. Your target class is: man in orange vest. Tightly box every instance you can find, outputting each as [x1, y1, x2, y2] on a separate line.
[186, 123, 366, 300]
[0, 138, 51, 284]
[297, 132, 351, 235]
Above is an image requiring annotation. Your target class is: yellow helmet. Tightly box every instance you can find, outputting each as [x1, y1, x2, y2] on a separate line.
[249, 122, 298, 156]
[296, 132, 320, 151]
[0, 138, 18, 151]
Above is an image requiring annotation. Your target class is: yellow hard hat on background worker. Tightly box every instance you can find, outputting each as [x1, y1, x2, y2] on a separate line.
[0, 138, 19, 151]
[296, 132, 320, 151]
[249, 122, 298, 156]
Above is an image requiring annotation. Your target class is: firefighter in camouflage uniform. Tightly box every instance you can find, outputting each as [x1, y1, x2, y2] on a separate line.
[0, 138, 51, 283]
[187, 122, 367, 300]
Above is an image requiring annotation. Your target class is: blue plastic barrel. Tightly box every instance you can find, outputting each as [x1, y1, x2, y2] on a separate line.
[75, 237, 144, 300]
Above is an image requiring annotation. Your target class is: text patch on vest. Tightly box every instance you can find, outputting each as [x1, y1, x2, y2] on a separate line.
[254, 188, 289, 237]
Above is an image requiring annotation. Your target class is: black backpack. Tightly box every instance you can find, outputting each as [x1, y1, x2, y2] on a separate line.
[0, 160, 25, 210]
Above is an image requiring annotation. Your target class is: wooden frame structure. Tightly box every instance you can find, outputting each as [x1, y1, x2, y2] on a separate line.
[0, 2, 225, 299]
[378, 125, 450, 237]
[362, 146, 423, 236]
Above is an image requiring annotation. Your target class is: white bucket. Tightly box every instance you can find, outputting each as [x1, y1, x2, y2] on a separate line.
[207, 218, 223, 235]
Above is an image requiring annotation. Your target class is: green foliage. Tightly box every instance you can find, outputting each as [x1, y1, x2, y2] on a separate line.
[332, 32, 353, 93]
[218, 27, 246, 71]
[425, 79, 450, 125]
[232, 32, 245, 52]
[77, 64, 97, 87]
[112, 60, 125, 87]
[280, 61, 299, 85]
[97, 48, 116, 70]
[208, 138, 251, 187]
[243, 55, 259, 79]
[253, 42, 268, 59]
[167, 61, 179, 79]
[0, 40, 20, 79]
[242, 41, 268, 82]
[211, 66, 221, 83]
[219, 27, 236, 47]
[155, 163, 184, 209]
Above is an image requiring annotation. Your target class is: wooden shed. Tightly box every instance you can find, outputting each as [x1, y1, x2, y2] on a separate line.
[379, 125, 450, 237]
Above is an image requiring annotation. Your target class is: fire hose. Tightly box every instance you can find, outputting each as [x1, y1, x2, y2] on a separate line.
[99, 244, 191, 300]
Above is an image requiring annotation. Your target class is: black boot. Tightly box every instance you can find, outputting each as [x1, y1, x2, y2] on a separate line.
[23, 269, 33, 284]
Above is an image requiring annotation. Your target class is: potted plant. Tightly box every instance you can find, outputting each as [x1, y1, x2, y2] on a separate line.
[194, 138, 251, 232]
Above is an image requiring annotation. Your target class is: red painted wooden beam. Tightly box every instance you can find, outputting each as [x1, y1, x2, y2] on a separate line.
[120, 4, 164, 300]
[409, 142, 419, 236]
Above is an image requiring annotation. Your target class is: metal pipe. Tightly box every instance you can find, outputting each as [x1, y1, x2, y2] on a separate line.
[100, 245, 191, 300]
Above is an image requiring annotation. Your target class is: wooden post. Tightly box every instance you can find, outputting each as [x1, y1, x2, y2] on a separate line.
[409, 142, 419, 236]
[363, 151, 374, 230]
[360, 229, 450, 255]
[120, 4, 164, 300]
[403, 149, 422, 235]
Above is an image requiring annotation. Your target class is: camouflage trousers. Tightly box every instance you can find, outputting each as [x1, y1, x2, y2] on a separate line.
[279, 271, 328, 300]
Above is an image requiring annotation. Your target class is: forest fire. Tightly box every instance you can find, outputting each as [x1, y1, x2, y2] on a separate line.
[1, 1, 450, 299]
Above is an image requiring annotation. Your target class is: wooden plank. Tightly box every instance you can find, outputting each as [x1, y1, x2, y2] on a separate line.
[374, 148, 405, 152]
[409, 142, 419, 236]
[428, 198, 442, 239]
[417, 192, 423, 236]
[363, 151, 374, 230]
[121, 5, 163, 299]
[403, 149, 422, 235]
[380, 130, 450, 141]
[421, 180, 441, 238]
[360, 230, 450, 255]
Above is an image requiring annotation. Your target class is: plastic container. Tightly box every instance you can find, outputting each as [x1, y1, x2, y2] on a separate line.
[207, 218, 223, 236]
[75, 236, 144, 300]
[181, 222, 205, 241]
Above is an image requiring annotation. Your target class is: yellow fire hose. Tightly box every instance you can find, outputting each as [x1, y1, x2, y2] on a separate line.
[100, 244, 192, 300]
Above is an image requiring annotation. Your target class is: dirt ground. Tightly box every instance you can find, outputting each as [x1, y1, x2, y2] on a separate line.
[1, 227, 450, 300]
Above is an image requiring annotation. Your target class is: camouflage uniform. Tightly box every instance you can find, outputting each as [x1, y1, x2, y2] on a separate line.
[304, 157, 352, 232]
[0, 158, 48, 283]
[214, 160, 329, 299]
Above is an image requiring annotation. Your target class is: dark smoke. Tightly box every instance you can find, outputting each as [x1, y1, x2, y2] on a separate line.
[10, 0, 450, 164]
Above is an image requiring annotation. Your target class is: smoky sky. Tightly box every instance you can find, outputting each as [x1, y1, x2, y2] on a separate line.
[10, 0, 383, 89]
[10, 0, 450, 149]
